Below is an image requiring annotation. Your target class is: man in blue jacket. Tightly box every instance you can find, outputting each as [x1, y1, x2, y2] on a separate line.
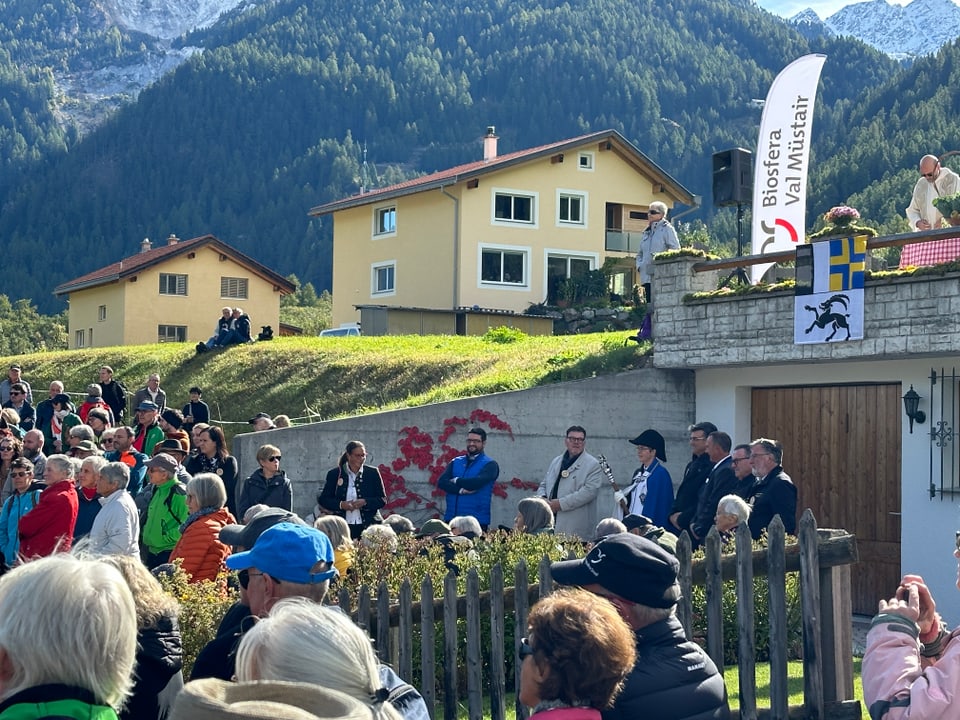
[436, 427, 500, 531]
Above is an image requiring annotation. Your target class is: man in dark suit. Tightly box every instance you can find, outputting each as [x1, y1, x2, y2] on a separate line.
[667, 421, 717, 537]
[689, 431, 737, 547]
[746, 437, 798, 539]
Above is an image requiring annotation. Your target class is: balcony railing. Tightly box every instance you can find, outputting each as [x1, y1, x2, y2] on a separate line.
[605, 230, 642, 253]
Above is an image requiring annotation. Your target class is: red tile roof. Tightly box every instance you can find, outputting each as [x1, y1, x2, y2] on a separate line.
[54, 234, 296, 296]
[309, 129, 694, 216]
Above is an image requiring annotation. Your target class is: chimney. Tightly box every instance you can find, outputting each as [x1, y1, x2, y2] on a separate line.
[140, 238, 152, 253]
[483, 125, 498, 161]
[166, 233, 179, 246]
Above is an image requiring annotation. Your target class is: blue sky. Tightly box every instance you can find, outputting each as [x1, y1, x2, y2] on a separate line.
[755, 0, 907, 19]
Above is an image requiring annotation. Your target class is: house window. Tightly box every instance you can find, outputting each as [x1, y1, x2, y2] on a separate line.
[557, 191, 586, 225]
[578, 152, 595, 171]
[547, 253, 595, 303]
[220, 277, 249, 299]
[493, 190, 537, 225]
[159, 273, 187, 296]
[375, 206, 397, 236]
[97, 305, 107, 322]
[372, 261, 396, 296]
[480, 246, 528, 286]
[75, 329, 86, 348]
[158, 325, 187, 343]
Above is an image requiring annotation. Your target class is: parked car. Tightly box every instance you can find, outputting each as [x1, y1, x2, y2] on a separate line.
[319, 325, 361, 337]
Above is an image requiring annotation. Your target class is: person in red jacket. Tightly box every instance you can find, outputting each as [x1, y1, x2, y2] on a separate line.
[18, 454, 78, 560]
[169, 473, 236, 583]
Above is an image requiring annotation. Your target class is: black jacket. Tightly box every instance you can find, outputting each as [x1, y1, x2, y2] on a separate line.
[98, 379, 127, 423]
[318, 463, 386, 528]
[670, 453, 713, 535]
[690, 457, 738, 543]
[746, 466, 797, 539]
[120, 613, 183, 720]
[238, 468, 293, 520]
[603, 616, 730, 720]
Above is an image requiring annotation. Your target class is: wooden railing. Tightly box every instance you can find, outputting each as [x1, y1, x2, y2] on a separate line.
[336, 509, 859, 720]
[690, 225, 960, 273]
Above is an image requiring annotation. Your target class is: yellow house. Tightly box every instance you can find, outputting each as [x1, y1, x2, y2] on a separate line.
[309, 128, 696, 329]
[54, 234, 296, 349]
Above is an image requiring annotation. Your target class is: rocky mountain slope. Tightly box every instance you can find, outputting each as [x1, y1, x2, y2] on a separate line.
[790, 0, 960, 59]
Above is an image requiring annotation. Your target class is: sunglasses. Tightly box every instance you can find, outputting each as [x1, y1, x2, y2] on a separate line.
[518, 637, 534, 660]
[10, 471, 29, 478]
[0, 447, 13, 452]
[649, 210, 663, 215]
[268, 455, 281, 462]
[9, 392, 22, 396]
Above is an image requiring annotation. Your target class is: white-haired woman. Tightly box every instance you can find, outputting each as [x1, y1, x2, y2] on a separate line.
[168, 473, 235, 583]
[636, 200, 679, 305]
[0, 554, 137, 717]
[714, 493, 751, 538]
[449, 515, 483, 540]
[236, 598, 409, 720]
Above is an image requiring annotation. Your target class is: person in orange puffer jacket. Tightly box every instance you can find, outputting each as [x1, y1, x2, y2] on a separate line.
[169, 472, 236, 583]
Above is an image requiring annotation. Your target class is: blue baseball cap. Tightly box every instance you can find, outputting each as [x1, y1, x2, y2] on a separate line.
[226, 522, 337, 584]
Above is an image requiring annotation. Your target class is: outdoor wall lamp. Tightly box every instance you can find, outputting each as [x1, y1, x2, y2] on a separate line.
[903, 385, 926, 434]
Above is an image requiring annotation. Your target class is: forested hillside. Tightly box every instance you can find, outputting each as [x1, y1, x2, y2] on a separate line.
[0, 0, 905, 312]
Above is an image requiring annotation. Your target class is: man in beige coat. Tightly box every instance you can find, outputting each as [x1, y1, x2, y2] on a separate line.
[537, 425, 604, 541]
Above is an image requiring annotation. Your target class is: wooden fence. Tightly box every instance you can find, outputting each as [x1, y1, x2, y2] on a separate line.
[337, 509, 860, 720]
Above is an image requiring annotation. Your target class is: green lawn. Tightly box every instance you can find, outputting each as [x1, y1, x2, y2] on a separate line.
[724, 658, 866, 719]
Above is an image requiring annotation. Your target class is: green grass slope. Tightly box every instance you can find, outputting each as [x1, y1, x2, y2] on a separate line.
[9, 331, 649, 439]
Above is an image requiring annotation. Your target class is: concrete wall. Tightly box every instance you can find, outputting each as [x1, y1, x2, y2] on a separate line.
[233, 368, 697, 532]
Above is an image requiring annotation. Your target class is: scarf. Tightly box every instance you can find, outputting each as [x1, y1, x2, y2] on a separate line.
[180, 505, 221, 533]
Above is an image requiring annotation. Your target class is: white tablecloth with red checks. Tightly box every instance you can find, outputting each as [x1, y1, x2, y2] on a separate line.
[899, 238, 960, 267]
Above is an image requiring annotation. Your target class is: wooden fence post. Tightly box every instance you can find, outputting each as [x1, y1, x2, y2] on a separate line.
[465, 569, 483, 720]
[514, 559, 530, 720]
[736, 522, 758, 720]
[420, 576, 436, 720]
[489, 564, 506, 720]
[800, 510, 825, 720]
[767, 517, 787, 720]
[705, 528, 724, 667]
[443, 572, 458, 720]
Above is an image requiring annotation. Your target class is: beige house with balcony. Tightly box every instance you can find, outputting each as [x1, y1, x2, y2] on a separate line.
[309, 128, 696, 330]
[54, 234, 295, 349]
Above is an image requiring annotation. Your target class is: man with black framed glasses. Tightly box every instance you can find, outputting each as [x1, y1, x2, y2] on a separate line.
[745, 437, 797, 539]
[537, 425, 603, 541]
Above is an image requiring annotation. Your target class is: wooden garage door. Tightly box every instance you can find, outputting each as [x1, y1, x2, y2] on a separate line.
[752, 383, 901, 616]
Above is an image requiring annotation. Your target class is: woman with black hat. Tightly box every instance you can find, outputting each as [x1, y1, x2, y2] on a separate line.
[614, 429, 673, 529]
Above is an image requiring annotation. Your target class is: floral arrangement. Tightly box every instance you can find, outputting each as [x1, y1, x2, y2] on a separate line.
[808, 205, 877, 241]
[824, 206, 860, 225]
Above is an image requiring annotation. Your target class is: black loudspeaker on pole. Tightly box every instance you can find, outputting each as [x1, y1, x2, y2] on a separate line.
[712, 148, 753, 208]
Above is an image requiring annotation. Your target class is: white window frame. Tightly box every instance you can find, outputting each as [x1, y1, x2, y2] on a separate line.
[75, 329, 86, 348]
[578, 152, 595, 171]
[97, 305, 107, 322]
[371, 260, 396, 296]
[373, 205, 397, 238]
[158, 324, 187, 343]
[556, 189, 588, 227]
[220, 276, 249, 299]
[544, 249, 599, 289]
[478, 244, 531, 289]
[491, 188, 539, 227]
[159, 273, 188, 296]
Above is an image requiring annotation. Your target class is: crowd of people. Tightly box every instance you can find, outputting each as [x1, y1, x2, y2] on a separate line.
[0, 359, 807, 720]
